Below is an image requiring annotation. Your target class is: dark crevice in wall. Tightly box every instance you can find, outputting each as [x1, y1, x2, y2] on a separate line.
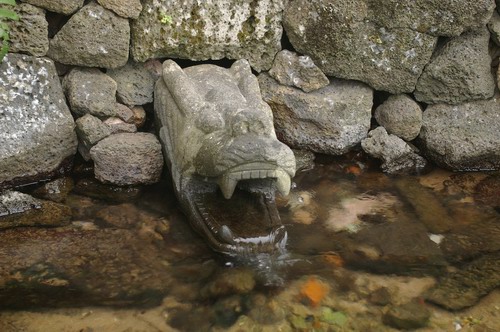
[46, 11, 70, 39]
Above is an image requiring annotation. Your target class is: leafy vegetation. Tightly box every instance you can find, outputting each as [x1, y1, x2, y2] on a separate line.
[0, 0, 19, 62]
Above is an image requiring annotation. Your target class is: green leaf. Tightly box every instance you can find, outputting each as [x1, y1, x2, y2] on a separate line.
[0, 0, 17, 5]
[0, 38, 9, 62]
[0, 8, 19, 21]
[320, 308, 348, 326]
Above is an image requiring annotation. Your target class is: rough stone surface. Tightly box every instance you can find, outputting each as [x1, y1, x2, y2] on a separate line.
[426, 252, 500, 310]
[96, 0, 142, 19]
[107, 62, 156, 106]
[0, 54, 77, 189]
[103, 117, 137, 134]
[419, 98, 500, 171]
[131, 0, 285, 72]
[20, 0, 84, 15]
[269, 50, 329, 93]
[361, 127, 427, 174]
[259, 73, 373, 155]
[63, 68, 117, 118]
[75, 114, 112, 150]
[374, 94, 423, 141]
[283, 0, 438, 93]
[382, 302, 431, 330]
[114, 103, 135, 123]
[90, 133, 164, 186]
[47, 2, 130, 68]
[0, 191, 71, 229]
[131, 106, 146, 128]
[487, 10, 500, 45]
[32, 177, 74, 203]
[368, 0, 495, 37]
[8, 3, 48, 57]
[414, 28, 495, 105]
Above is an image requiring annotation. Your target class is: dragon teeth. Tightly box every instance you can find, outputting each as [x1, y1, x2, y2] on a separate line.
[276, 169, 291, 197]
[219, 174, 238, 199]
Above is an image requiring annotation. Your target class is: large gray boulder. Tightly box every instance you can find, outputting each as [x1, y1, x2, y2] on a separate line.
[283, 0, 437, 93]
[415, 28, 495, 105]
[107, 62, 156, 106]
[63, 68, 117, 118]
[20, 0, 84, 15]
[374, 94, 423, 141]
[368, 0, 495, 37]
[131, 0, 285, 72]
[47, 2, 129, 68]
[8, 3, 48, 57]
[259, 73, 373, 155]
[90, 133, 164, 186]
[0, 54, 77, 189]
[419, 97, 500, 171]
[362, 127, 427, 174]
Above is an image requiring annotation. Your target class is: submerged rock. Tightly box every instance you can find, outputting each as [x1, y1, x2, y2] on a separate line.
[0, 191, 71, 229]
[201, 268, 256, 299]
[426, 252, 500, 310]
[0, 54, 77, 189]
[269, 50, 329, 93]
[259, 73, 373, 155]
[382, 302, 431, 330]
[73, 178, 143, 203]
[90, 133, 164, 186]
[415, 28, 495, 105]
[131, 0, 285, 71]
[32, 177, 75, 203]
[8, 3, 49, 57]
[419, 97, 500, 171]
[48, 2, 130, 68]
[361, 127, 427, 174]
[0, 226, 173, 308]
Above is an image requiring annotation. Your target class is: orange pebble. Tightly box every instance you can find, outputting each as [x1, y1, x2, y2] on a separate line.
[322, 252, 345, 267]
[345, 165, 362, 176]
[299, 277, 330, 307]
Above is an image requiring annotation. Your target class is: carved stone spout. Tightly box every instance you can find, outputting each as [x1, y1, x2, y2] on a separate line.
[155, 59, 296, 255]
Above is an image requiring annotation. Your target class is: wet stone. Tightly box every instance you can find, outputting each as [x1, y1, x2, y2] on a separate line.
[0, 226, 173, 308]
[426, 252, 500, 310]
[382, 302, 431, 330]
[293, 149, 316, 173]
[0, 191, 71, 229]
[200, 267, 256, 299]
[73, 178, 143, 203]
[32, 177, 75, 203]
[474, 174, 500, 208]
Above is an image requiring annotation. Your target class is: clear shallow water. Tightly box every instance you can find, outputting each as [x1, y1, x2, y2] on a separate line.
[0, 153, 499, 331]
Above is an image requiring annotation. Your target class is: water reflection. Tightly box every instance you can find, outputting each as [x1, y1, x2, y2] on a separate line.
[0, 154, 499, 331]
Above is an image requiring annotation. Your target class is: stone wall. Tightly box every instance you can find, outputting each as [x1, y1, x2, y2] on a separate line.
[1, 0, 500, 188]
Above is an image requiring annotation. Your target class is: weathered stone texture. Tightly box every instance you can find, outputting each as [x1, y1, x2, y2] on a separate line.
[75, 114, 112, 150]
[47, 2, 130, 68]
[419, 97, 500, 171]
[20, 0, 84, 15]
[269, 50, 329, 93]
[63, 68, 117, 118]
[0, 54, 77, 188]
[415, 28, 495, 105]
[97, 0, 142, 19]
[362, 127, 427, 174]
[90, 133, 164, 186]
[131, 0, 285, 72]
[374, 94, 423, 141]
[283, 0, 437, 93]
[8, 3, 48, 56]
[107, 62, 156, 106]
[259, 73, 373, 155]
